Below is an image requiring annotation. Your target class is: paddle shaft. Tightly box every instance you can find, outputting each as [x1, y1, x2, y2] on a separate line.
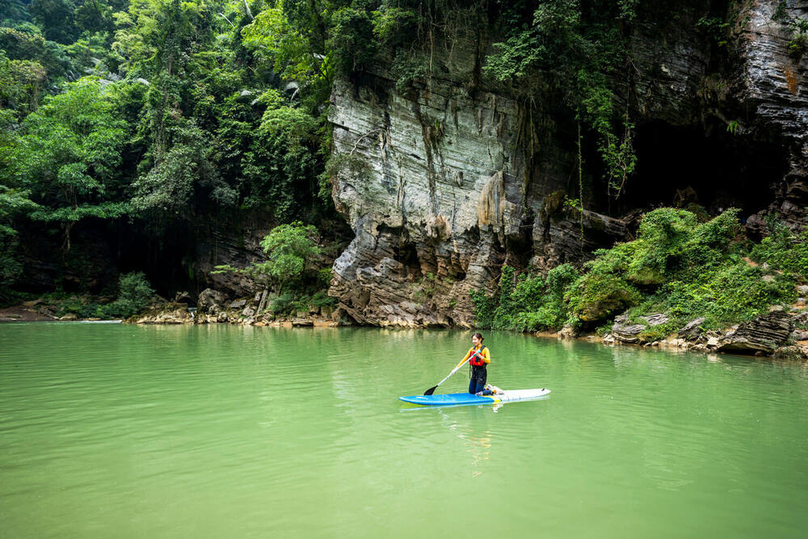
[424, 348, 484, 395]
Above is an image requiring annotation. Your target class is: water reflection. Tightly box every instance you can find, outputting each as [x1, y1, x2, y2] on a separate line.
[2, 325, 808, 538]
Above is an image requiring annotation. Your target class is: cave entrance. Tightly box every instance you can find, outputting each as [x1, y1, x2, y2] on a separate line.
[615, 120, 788, 217]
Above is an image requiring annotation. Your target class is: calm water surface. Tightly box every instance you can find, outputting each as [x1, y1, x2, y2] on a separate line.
[1, 323, 807, 538]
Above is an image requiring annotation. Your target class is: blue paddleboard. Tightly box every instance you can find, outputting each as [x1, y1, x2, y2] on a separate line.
[399, 388, 550, 407]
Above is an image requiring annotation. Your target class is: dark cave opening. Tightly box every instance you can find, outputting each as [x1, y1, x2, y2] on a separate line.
[601, 120, 789, 219]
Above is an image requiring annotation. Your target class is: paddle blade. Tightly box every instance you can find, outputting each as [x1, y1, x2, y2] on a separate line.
[424, 386, 438, 396]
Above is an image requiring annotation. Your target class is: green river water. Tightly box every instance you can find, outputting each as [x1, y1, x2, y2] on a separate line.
[1, 323, 807, 538]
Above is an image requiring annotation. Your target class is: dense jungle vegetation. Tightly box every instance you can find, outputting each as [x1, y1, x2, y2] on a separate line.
[1, 0, 806, 332]
[472, 208, 807, 339]
[0, 0, 350, 307]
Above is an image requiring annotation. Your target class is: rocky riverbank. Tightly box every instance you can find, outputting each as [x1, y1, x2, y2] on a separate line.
[124, 286, 808, 360]
[7, 287, 807, 360]
[126, 288, 352, 328]
[596, 307, 808, 360]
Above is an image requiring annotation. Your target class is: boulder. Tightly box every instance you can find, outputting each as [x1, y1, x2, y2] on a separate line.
[790, 329, 808, 342]
[229, 299, 247, 310]
[130, 302, 193, 324]
[717, 311, 793, 355]
[611, 315, 646, 344]
[198, 288, 227, 314]
[678, 317, 706, 340]
[641, 314, 670, 326]
[558, 325, 576, 339]
[772, 345, 808, 360]
[173, 291, 192, 304]
[291, 318, 314, 327]
[611, 313, 670, 343]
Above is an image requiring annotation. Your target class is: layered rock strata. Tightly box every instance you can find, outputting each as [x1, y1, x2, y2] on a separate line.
[327, 0, 808, 328]
[328, 74, 629, 327]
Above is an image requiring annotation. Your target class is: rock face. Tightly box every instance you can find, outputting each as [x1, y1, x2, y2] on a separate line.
[678, 317, 707, 340]
[328, 65, 629, 327]
[718, 311, 794, 355]
[131, 303, 194, 324]
[740, 1, 808, 237]
[611, 313, 671, 344]
[197, 288, 227, 315]
[326, 0, 808, 327]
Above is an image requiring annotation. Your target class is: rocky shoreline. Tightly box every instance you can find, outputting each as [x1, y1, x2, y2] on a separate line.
[595, 308, 808, 360]
[126, 288, 350, 328]
[128, 305, 808, 360]
[115, 290, 808, 360]
[6, 286, 808, 360]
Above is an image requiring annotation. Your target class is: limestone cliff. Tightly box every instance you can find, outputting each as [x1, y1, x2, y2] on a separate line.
[327, 0, 808, 328]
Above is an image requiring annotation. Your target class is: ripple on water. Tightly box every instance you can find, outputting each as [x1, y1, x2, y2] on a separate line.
[2, 326, 808, 538]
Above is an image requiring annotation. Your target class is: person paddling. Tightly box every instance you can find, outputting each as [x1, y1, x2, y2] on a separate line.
[464, 332, 494, 396]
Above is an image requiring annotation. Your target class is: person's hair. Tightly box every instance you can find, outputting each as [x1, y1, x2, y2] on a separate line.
[472, 332, 484, 342]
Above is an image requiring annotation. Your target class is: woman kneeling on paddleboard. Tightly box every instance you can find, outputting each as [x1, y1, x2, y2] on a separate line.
[465, 333, 493, 396]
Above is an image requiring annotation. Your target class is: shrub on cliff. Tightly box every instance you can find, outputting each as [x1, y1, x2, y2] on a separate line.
[750, 217, 808, 278]
[472, 263, 579, 332]
[573, 208, 794, 333]
[473, 208, 796, 337]
[214, 222, 324, 302]
[102, 272, 156, 319]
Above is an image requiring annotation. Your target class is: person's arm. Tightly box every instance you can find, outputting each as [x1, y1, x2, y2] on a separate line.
[482, 347, 491, 364]
[461, 348, 473, 362]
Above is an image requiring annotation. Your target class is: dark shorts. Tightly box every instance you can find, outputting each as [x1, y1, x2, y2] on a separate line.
[469, 366, 487, 394]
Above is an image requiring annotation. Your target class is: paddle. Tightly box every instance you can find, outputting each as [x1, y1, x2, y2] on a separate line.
[424, 348, 484, 395]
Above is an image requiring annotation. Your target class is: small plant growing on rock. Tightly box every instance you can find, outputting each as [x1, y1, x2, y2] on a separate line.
[787, 17, 808, 57]
[215, 222, 321, 295]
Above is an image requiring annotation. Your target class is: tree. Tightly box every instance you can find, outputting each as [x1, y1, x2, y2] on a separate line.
[258, 222, 321, 292]
[241, 94, 321, 220]
[29, 0, 80, 44]
[0, 52, 48, 118]
[8, 77, 128, 249]
[131, 122, 237, 218]
[214, 221, 321, 293]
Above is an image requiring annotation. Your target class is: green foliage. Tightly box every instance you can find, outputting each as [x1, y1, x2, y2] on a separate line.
[572, 208, 792, 331]
[0, 51, 47, 118]
[241, 103, 323, 220]
[43, 272, 155, 319]
[470, 209, 794, 337]
[328, 2, 377, 76]
[216, 222, 323, 295]
[30, 0, 81, 43]
[751, 217, 808, 278]
[310, 290, 336, 308]
[240, 0, 333, 107]
[493, 266, 545, 330]
[567, 272, 640, 324]
[101, 271, 156, 318]
[483, 0, 638, 199]
[269, 292, 295, 314]
[471, 263, 580, 333]
[132, 123, 237, 217]
[785, 16, 808, 56]
[257, 222, 321, 291]
[372, 6, 418, 46]
[7, 77, 128, 247]
[470, 288, 495, 329]
[0, 0, 341, 300]
[0, 25, 72, 78]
